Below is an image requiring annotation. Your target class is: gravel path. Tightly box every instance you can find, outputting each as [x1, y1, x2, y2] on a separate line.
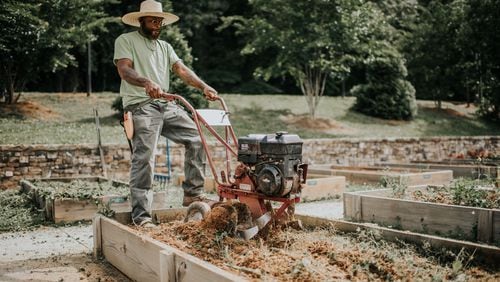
[0, 224, 93, 263]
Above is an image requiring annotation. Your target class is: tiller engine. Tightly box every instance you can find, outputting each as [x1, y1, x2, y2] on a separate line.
[159, 93, 308, 239]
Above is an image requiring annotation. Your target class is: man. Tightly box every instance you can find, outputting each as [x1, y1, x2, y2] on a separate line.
[114, 0, 217, 227]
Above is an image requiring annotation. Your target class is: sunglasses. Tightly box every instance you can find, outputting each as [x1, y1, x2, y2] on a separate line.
[141, 17, 164, 26]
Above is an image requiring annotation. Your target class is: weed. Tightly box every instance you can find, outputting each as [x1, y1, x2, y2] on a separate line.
[381, 171, 408, 198]
[214, 231, 229, 250]
[390, 216, 403, 230]
[0, 189, 45, 232]
[449, 248, 475, 280]
[446, 226, 469, 241]
[97, 199, 115, 218]
[451, 178, 498, 209]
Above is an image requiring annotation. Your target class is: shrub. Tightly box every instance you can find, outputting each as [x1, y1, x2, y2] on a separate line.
[352, 51, 417, 120]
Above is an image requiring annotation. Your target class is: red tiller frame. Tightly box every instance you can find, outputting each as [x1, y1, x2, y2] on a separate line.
[160, 93, 238, 186]
[160, 93, 300, 220]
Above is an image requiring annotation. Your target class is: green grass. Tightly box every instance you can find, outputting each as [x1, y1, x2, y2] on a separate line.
[0, 92, 498, 145]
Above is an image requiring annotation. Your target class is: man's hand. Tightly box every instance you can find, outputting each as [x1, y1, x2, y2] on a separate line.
[144, 80, 162, 99]
[203, 86, 218, 101]
[116, 59, 162, 99]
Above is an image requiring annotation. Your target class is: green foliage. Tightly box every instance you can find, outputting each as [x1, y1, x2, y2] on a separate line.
[0, 0, 47, 103]
[172, 0, 261, 92]
[160, 24, 207, 109]
[350, 3, 417, 120]
[222, 0, 366, 117]
[0, 0, 113, 104]
[451, 179, 499, 209]
[461, 0, 500, 121]
[33, 179, 130, 200]
[404, 0, 500, 121]
[352, 49, 417, 120]
[0, 189, 45, 232]
[404, 1, 465, 108]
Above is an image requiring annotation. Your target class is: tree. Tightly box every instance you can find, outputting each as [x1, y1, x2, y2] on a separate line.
[404, 1, 464, 108]
[0, 1, 46, 104]
[222, 0, 362, 118]
[351, 2, 417, 120]
[459, 0, 500, 120]
[0, 0, 111, 104]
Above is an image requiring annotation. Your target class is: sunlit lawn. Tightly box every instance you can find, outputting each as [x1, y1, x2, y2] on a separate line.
[0, 92, 498, 145]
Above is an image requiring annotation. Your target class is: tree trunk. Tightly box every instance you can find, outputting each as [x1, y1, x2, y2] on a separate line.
[298, 65, 327, 119]
[2, 65, 16, 104]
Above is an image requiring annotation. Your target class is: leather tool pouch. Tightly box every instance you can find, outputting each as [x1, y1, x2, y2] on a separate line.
[123, 111, 134, 140]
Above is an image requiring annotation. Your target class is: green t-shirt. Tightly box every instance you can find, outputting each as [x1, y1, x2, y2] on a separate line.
[113, 31, 180, 109]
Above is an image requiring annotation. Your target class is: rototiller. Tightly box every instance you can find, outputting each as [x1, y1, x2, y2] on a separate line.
[160, 93, 308, 239]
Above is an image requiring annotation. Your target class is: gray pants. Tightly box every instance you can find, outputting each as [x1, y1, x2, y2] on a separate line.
[129, 100, 205, 225]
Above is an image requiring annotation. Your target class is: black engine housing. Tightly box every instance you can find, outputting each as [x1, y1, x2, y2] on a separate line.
[237, 132, 304, 196]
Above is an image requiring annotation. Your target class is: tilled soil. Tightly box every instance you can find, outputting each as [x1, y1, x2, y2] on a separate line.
[135, 206, 499, 281]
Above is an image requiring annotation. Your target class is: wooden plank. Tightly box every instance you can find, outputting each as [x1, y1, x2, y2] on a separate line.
[174, 249, 246, 282]
[297, 215, 500, 266]
[351, 188, 500, 245]
[332, 170, 383, 184]
[375, 162, 498, 178]
[301, 176, 345, 201]
[494, 210, 500, 243]
[360, 196, 481, 240]
[92, 215, 102, 258]
[310, 165, 453, 185]
[343, 193, 361, 221]
[99, 216, 246, 282]
[54, 198, 98, 223]
[159, 250, 175, 282]
[51, 192, 167, 223]
[404, 170, 453, 186]
[343, 193, 351, 220]
[307, 168, 334, 176]
[113, 208, 188, 225]
[477, 210, 493, 243]
[101, 217, 162, 282]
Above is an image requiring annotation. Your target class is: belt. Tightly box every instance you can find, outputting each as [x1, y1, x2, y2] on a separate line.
[123, 98, 153, 112]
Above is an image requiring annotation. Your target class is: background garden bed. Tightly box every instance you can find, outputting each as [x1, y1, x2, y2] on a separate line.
[309, 164, 453, 186]
[344, 182, 500, 244]
[20, 177, 174, 223]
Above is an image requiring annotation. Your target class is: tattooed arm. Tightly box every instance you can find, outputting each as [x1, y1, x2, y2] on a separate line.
[172, 61, 218, 101]
[116, 58, 163, 98]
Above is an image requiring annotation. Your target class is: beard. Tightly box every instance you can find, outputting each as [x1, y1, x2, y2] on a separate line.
[140, 24, 162, 40]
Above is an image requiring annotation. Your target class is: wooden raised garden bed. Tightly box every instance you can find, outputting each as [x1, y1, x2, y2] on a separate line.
[93, 208, 500, 281]
[301, 175, 345, 201]
[20, 177, 168, 223]
[309, 165, 453, 186]
[375, 161, 499, 179]
[344, 187, 500, 245]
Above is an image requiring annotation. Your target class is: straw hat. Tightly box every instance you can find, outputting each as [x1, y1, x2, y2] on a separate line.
[122, 0, 179, 27]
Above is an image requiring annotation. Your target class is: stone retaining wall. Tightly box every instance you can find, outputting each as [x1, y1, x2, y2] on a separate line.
[1, 136, 498, 189]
